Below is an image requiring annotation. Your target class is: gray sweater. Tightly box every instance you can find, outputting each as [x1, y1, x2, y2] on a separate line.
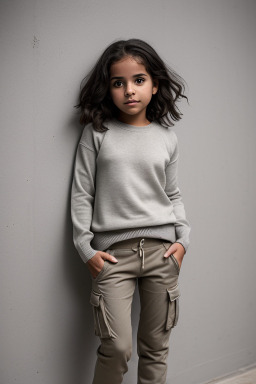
[71, 119, 191, 263]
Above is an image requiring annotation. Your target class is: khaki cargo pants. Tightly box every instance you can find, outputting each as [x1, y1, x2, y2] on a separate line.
[90, 237, 181, 384]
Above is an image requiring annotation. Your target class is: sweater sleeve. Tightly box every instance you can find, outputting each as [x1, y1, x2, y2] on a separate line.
[71, 138, 99, 263]
[164, 131, 191, 253]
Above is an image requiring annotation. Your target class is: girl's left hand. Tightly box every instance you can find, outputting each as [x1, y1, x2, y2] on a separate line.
[163, 242, 185, 269]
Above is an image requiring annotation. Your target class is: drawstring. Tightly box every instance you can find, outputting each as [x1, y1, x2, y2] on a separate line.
[139, 238, 145, 269]
[131, 238, 145, 270]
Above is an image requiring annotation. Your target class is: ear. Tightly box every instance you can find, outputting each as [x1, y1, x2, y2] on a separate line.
[152, 79, 159, 95]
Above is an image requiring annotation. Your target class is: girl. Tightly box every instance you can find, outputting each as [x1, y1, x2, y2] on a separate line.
[71, 38, 191, 384]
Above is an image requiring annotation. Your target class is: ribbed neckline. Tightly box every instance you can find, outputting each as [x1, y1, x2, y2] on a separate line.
[113, 118, 155, 132]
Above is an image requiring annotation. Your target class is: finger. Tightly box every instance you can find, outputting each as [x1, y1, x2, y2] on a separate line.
[164, 252, 174, 258]
[102, 252, 118, 263]
[163, 245, 175, 258]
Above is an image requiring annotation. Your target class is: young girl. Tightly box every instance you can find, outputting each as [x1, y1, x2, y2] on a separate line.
[71, 38, 191, 384]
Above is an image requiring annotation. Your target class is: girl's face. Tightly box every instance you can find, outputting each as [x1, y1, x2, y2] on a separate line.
[109, 56, 158, 126]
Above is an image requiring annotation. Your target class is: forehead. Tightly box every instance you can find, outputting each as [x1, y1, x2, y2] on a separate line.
[110, 56, 148, 77]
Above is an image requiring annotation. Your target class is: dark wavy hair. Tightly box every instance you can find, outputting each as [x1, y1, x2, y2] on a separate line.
[75, 38, 188, 132]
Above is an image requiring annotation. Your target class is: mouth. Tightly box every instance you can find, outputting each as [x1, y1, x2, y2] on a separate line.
[124, 100, 140, 105]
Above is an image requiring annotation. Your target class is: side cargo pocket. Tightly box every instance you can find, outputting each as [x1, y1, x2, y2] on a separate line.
[166, 284, 180, 330]
[90, 290, 115, 339]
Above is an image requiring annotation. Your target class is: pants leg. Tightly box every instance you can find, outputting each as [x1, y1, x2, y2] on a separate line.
[91, 292, 134, 384]
[137, 242, 180, 384]
[90, 247, 139, 384]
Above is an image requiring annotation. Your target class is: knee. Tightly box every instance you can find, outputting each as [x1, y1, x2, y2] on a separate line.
[112, 338, 132, 362]
[138, 333, 169, 356]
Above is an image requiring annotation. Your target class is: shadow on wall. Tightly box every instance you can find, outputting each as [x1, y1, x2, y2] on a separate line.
[61, 114, 98, 384]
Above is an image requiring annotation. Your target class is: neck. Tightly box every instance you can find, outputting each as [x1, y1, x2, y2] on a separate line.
[117, 113, 151, 127]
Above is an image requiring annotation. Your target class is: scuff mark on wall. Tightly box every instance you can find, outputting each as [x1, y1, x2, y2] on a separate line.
[32, 35, 40, 49]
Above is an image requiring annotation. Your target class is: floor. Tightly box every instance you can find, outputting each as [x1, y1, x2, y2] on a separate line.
[206, 367, 256, 384]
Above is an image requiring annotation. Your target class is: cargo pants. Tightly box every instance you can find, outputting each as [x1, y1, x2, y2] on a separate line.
[90, 237, 181, 384]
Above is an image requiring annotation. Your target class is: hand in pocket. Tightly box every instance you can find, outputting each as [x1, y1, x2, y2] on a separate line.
[87, 251, 118, 279]
[163, 242, 185, 269]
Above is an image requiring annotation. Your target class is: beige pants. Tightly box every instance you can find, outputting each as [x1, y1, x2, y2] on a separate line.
[90, 237, 181, 384]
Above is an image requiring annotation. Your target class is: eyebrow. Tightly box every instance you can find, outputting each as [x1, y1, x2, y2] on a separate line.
[110, 73, 148, 80]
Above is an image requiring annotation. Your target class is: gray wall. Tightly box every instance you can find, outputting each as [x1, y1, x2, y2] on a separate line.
[1, 1, 256, 383]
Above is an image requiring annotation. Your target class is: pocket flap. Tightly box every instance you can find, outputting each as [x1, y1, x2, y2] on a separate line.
[167, 284, 180, 302]
[90, 291, 101, 307]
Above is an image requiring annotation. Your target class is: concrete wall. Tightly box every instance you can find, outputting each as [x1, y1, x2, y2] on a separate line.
[1, 1, 256, 383]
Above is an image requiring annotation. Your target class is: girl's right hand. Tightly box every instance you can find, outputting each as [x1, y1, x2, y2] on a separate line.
[87, 251, 118, 279]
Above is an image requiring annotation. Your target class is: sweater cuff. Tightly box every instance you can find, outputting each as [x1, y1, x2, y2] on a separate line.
[175, 226, 190, 254]
[175, 237, 189, 253]
[78, 243, 99, 264]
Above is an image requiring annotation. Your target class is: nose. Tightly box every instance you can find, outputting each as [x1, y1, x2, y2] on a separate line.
[125, 82, 135, 96]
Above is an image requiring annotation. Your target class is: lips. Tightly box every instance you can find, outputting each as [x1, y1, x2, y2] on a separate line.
[124, 100, 140, 104]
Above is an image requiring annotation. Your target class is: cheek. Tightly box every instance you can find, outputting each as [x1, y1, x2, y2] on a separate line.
[144, 89, 154, 104]
[110, 89, 121, 104]
[142, 83, 155, 99]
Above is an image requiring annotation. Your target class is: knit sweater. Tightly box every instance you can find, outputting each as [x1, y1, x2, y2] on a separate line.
[71, 118, 191, 263]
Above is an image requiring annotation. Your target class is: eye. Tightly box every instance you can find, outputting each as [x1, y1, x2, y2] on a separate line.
[135, 77, 145, 85]
[113, 80, 123, 88]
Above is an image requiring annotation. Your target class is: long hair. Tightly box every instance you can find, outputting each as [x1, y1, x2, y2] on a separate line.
[75, 39, 188, 132]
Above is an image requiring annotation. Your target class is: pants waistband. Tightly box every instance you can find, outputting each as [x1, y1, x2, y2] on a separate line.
[108, 237, 166, 250]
